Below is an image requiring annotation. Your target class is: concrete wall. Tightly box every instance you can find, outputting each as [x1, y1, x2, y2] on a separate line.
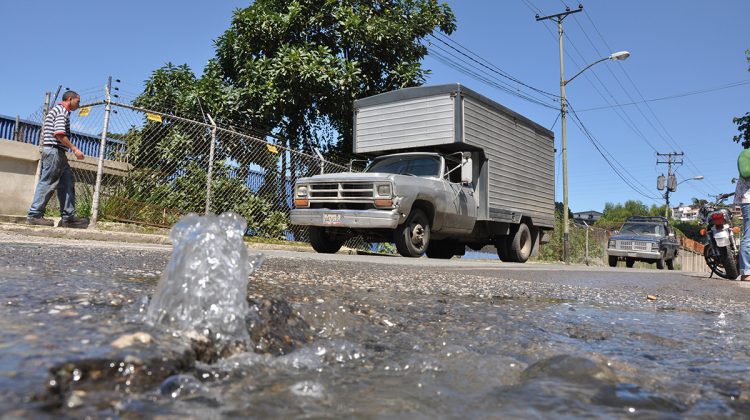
[0, 138, 131, 216]
[0, 139, 38, 214]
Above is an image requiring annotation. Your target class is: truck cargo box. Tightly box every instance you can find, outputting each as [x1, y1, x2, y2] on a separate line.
[353, 84, 556, 228]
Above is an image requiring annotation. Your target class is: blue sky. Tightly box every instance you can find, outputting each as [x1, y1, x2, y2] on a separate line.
[2, 1, 749, 213]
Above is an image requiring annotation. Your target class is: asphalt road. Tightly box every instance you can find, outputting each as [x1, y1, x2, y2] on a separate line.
[2, 229, 749, 315]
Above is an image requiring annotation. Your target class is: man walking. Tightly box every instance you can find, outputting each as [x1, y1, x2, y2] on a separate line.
[26, 90, 90, 228]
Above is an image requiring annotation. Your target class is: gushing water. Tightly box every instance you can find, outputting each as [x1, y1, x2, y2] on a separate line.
[145, 212, 262, 347]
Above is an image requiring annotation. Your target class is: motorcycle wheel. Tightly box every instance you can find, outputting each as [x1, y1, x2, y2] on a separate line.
[704, 244, 737, 279]
[722, 249, 740, 280]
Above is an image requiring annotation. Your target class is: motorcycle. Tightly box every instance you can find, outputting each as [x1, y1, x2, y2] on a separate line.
[699, 193, 740, 279]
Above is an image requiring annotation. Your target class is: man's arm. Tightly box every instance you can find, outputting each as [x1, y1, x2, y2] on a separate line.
[55, 133, 84, 160]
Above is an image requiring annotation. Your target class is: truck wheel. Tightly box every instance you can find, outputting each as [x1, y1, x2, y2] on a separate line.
[666, 258, 675, 270]
[394, 209, 430, 257]
[308, 226, 344, 254]
[656, 252, 665, 270]
[495, 238, 510, 261]
[506, 223, 533, 263]
[625, 258, 635, 268]
[608, 255, 618, 267]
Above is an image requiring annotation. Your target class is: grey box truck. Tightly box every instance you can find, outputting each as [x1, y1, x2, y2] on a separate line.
[290, 83, 556, 262]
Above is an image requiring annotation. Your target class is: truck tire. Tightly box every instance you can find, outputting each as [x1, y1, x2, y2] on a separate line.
[426, 240, 455, 259]
[608, 255, 618, 267]
[656, 251, 665, 270]
[394, 209, 430, 258]
[626, 258, 635, 268]
[666, 258, 675, 270]
[308, 226, 344, 254]
[506, 223, 533, 263]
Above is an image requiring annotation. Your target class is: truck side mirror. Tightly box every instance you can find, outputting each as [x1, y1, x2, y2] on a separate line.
[461, 157, 473, 184]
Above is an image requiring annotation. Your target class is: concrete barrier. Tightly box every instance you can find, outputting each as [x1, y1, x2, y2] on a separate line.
[0, 138, 131, 216]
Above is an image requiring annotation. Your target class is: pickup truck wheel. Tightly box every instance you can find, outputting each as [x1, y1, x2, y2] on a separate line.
[666, 258, 675, 270]
[625, 258, 635, 268]
[308, 226, 344, 254]
[507, 223, 532, 263]
[426, 240, 455, 259]
[608, 255, 618, 267]
[394, 209, 430, 257]
[656, 252, 665, 270]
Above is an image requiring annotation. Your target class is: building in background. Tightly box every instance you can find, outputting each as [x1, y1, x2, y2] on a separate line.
[573, 210, 602, 225]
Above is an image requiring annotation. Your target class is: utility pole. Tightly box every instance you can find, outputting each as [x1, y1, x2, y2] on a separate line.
[656, 152, 684, 219]
[536, 4, 583, 264]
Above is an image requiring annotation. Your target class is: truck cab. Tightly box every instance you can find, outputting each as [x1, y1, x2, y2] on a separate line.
[291, 151, 476, 258]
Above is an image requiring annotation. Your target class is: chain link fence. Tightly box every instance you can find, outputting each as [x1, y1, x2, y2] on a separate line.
[24, 87, 371, 250]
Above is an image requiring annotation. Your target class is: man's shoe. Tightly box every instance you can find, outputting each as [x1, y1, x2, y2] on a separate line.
[58, 216, 90, 229]
[26, 216, 54, 227]
[741, 274, 750, 282]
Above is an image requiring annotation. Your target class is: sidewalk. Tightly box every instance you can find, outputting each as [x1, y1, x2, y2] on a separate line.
[0, 214, 321, 253]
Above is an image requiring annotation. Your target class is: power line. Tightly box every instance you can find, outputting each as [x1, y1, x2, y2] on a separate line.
[430, 32, 560, 100]
[426, 43, 560, 110]
[578, 8, 723, 194]
[576, 79, 750, 111]
[566, 100, 662, 201]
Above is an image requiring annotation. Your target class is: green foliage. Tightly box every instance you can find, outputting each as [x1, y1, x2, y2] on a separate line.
[600, 200, 651, 222]
[672, 220, 703, 242]
[537, 212, 607, 263]
[733, 50, 750, 149]
[135, 0, 455, 160]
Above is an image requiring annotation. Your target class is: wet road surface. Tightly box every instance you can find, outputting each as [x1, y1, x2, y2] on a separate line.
[2, 232, 750, 418]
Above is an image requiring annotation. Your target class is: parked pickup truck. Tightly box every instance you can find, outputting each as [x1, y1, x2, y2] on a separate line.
[607, 216, 679, 269]
[291, 84, 556, 262]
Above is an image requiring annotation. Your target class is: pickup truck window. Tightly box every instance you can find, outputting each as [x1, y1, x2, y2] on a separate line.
[619, 222, 664, 236]
[366, 156, 441, 177]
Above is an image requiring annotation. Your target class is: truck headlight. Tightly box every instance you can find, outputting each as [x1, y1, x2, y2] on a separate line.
[608, 240, 615, 249]
[376, 184, 391, 197]
[296, 185, 308, 198]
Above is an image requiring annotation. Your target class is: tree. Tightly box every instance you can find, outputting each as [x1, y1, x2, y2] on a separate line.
[138, 0, 456, 160]
[599, 200, 650, 222]
[733, 50, 750, 148]
[554, 201, 573, 219]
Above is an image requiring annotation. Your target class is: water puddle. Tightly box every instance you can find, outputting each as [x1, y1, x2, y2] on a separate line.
[2, 214, 750, 417]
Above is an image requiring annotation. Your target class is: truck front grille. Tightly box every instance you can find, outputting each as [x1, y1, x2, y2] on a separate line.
[309, 183, 374, 199]
[618, 241, 649, 251]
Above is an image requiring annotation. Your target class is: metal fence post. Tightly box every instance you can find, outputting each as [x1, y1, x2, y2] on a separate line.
[90, 77, 112, 227]
[33, 92, 51, 185]
[583, 221, 590, 265]
[205, 114, 217, 215]
[14, 115, 21, 141]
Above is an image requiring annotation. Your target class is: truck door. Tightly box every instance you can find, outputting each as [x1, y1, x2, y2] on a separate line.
[443, 157, 477, 233]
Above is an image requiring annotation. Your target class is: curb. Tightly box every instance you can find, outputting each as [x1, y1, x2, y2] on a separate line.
[0, 221, 173, 245]
[0, 219, 327, 254]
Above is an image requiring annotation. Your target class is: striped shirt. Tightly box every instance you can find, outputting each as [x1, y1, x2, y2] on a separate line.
[42, 104, 71, 148]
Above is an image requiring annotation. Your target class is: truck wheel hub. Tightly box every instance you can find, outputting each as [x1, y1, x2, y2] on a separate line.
[411, 225, 424, 245]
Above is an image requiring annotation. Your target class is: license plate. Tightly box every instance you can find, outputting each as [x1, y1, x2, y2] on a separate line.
[627, 252, 637, 257]
[323, 213, 342, 224]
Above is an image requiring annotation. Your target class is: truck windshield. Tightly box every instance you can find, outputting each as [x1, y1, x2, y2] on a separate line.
[365, 155, 441, 177]
[619, 223, 665, 236]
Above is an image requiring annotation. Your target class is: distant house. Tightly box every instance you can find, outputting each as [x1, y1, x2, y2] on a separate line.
[672, 204, 701, 221]
[572, 210, 602, 224]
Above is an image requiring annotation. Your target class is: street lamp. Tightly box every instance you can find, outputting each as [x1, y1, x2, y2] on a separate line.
[664, 175, 704, 219]
[536, 7, 630, 264]
[558, 51, 630, 263]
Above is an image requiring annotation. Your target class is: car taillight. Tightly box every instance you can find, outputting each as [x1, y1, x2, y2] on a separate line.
[711, 212, 726, 225]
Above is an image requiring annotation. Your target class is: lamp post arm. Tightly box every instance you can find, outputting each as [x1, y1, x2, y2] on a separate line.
[564, 57, 609, 86]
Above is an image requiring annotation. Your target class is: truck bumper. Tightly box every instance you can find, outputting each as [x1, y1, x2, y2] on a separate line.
[607, 249, 661, 260]
[291, 209, 400, 229]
